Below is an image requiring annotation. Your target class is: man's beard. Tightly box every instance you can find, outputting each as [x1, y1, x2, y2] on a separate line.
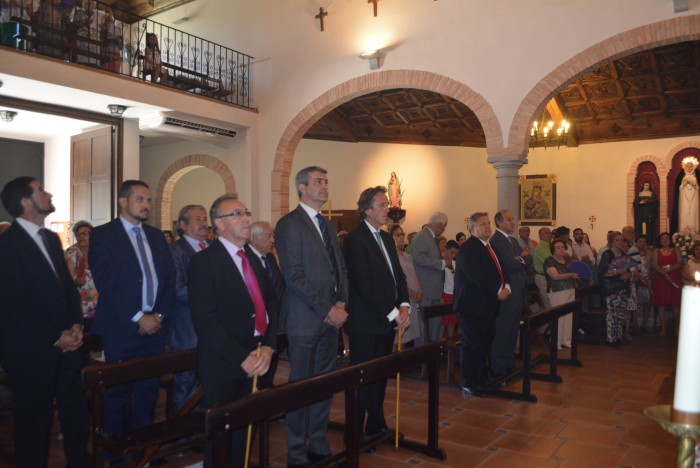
[32, 198, 55, 216]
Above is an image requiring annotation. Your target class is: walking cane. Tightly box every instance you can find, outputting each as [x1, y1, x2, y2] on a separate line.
[395, 328, 403, 450]
[244, 342, 262, 468]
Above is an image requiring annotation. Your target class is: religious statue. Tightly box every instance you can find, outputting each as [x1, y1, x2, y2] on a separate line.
[678, 156, 699, 233]
[633, 181, 658, 242]
[523, 185, 550, 220]
[387, 171, 403, 208]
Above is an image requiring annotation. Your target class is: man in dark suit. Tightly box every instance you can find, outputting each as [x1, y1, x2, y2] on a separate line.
[489, 209, 532, 377]
[169, 203, 210, 413]
[89, 180, 176, 446]
[275, 166, 349, 468]
[343, 186, 410, 441]
[453, 212, 510, 396]
[0, 176, 90, 468]
[189, 194, 278, 468]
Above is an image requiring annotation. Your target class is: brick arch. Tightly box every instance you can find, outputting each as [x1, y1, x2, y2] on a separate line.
[626, 155, 667, 227]
[509, 14, 700, 157]
[154, 154, 236, 230]
[270, 70, 501, 221]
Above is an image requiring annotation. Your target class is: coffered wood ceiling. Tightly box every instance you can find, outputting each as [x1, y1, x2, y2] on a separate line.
[304, 40, 700, 148]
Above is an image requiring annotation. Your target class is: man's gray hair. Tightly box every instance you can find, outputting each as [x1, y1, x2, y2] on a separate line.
[209, 193, 239, 233]
[494, 209, 509, 227]
[177, 204, 206, 225]
[295, 166, 327, 198]
[250, 221, 272, 240]
[428, 211, 448, 226]
[467, 212, 488, 231]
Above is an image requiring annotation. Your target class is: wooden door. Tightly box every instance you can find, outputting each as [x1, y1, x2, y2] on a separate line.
[71, 126, 112, 229]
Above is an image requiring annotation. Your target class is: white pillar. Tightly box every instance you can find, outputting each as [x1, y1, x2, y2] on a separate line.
[491, 158, 524, 222]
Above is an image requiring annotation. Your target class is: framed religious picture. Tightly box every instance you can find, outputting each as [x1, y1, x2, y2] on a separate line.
[519, 174, 556, 226]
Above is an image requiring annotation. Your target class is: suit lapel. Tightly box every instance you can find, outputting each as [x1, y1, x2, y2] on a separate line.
[361, 222, 393, 280]
[10, 223, 63, 290]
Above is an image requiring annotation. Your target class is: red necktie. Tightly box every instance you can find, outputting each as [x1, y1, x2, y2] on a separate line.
[236, 250, 268, 335]
[486, 243, 505, 287]
[198, 241, 207, 251]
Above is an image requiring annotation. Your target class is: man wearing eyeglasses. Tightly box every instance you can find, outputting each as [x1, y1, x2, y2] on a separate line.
[275, 166, 349, 468]
[188, 193, 279, 468]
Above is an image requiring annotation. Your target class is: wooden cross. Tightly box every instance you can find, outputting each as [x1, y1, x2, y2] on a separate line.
[368, 0, 379, 17]
[315, 7, 328, 31]
[321, 200, 342, 220]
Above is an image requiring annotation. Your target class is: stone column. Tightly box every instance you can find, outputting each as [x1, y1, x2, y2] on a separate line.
[491, 158, 524, 221]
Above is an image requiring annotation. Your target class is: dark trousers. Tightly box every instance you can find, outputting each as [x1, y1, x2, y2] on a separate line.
[490, 280, 525, 374]
[100, 332, 165, 439]
[458, 313, 496, 389]
[347, 329, 395, 436]
[285, 326, 338, 465]
[202, 375, 252, 468]
[9, 353, 90, 468]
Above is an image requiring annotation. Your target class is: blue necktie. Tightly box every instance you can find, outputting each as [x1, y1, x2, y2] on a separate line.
[133, 227, 154, 308]
[316, 213, 339, 289]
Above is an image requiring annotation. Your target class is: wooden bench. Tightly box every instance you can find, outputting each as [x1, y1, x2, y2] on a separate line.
[83, 349, 204, 468]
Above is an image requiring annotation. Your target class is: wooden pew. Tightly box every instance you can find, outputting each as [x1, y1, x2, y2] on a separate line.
[82, 349, 204, 468]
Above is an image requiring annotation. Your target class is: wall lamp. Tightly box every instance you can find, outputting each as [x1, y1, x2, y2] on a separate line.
[108, 104, 127, 117]
[0, 110, 17, 122]
[360, 50, 384, 70]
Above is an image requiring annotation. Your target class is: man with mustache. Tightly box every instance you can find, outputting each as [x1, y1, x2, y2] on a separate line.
[89, 180, 176, 462]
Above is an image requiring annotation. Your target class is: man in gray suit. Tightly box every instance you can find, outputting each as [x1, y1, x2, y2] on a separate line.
[489, 209, 532, 377]
[411, 211, 449, 342]
[275, 166, 349, 468]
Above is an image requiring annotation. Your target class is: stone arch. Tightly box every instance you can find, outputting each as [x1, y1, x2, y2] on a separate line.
[154, 154, 236, 230]
[626, 155, 666, 228]
[270, 70, 501, 221]
[510, 14, 700, 157]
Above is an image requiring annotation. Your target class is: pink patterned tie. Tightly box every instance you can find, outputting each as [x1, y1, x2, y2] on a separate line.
[237, 250, 268, 335]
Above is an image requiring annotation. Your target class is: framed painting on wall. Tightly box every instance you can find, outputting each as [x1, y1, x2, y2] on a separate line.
[519, 174, 556, 226]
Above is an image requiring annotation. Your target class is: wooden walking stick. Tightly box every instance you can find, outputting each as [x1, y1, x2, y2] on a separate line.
[244, 342, 262, 468]
[395, 328, 403, 450]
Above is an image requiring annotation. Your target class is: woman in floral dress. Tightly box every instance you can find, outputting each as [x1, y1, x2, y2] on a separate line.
[64, 220, 98, 327]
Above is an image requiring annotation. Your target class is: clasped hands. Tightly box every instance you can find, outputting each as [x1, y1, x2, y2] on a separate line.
[54, 324, 84, 352]
[323, 301, 348, 329]
[138, 312, 163, 335]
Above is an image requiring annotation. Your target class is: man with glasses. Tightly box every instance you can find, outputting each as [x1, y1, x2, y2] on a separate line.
[275, 166, 349, 468]
[189, 193, 279, 467]
[89, 180, 176, 462]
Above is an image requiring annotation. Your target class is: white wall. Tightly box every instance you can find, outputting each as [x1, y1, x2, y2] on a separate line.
[44, 134, 71, 227]
[294, 135, 697, 250]
[169, 167, 225, 228]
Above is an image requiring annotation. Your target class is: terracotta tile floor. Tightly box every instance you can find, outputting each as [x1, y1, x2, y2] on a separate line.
[0, 331, 685, 467]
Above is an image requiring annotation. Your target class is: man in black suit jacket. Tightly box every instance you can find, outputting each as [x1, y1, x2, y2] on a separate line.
[189, 194, 278, 468]
[275, 166, 348, 468]
[489, 209, 533, 377]
[0, 176, 90, 468]
[343, 186, 410, 439]
[453, 212, 510, 396]
[169, 204, 210, 413]
[89, 180, 176, 446]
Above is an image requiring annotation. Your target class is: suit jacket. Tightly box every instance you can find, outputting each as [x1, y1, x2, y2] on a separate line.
[169, 237, 209, 350]
[246, 245, 286, 300]
[89, 218, 176, 345]
[343, 222, 409, 335]
[411, 226, 444, 303]
[0, 222, 83, 372]
[489, 230, 533, 291]
[453, 236, 509, 319]
[188, 239, 278, 401]
[275, 204, 348, 336]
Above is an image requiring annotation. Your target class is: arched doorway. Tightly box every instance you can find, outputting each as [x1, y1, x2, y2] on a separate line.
[154, 154, 236, 231]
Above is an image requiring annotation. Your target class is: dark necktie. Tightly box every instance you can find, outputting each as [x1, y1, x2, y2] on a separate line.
[132, 227, 154, 308]
[486, 242, 505, 287]
[263, 254, 285, 299]
[237, 250, 268, 335]
[39, 228, 65, 287]
[315, 213, 339, 289]
[508, 235, 521, 255]
[198, 241, 207, 251]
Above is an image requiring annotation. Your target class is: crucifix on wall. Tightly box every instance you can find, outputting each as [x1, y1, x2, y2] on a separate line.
[315, 7, 328, 31]
[368, 0, 379, 17]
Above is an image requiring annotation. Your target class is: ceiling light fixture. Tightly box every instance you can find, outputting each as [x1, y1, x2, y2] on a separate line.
[108, 104, 127, 117]
[0, 110, 17, 122]
[360, 50, 383, 70]
[530, 115, 570, 150]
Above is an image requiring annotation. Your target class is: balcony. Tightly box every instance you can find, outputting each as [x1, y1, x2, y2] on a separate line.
[0, 0, 253, 109]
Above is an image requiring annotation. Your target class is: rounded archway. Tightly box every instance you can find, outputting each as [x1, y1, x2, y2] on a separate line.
[270, 70, 501, 221]
[154, 154, 236, 230]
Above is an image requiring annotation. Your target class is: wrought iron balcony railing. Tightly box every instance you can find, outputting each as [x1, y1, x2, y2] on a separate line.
[0, 0, 253, 109]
